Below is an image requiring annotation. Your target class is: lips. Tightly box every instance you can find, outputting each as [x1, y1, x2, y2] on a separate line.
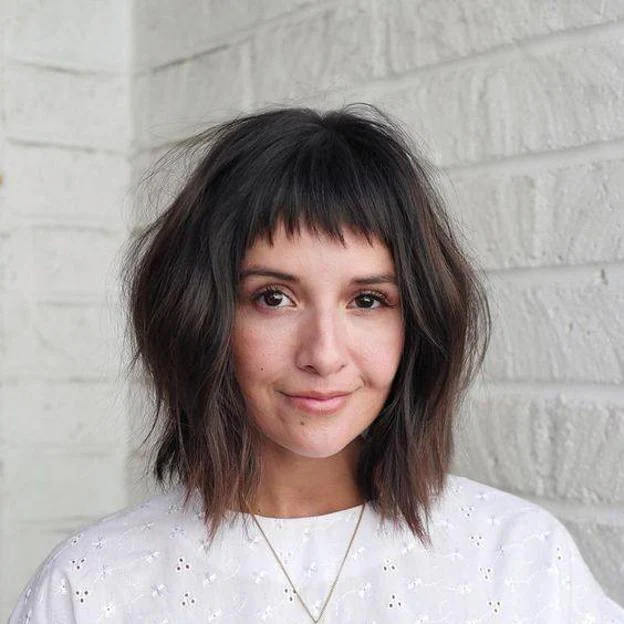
[281, 391, 352, 414]
[288, 391, 350, 400]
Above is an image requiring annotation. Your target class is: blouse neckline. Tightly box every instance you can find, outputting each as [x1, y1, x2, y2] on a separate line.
[237, 502, 366, 525]
[222, 504, 367, 532]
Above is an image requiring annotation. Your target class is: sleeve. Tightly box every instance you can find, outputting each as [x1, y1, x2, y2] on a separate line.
[8, 559, 78, 624]
[553, 521, 624, 623]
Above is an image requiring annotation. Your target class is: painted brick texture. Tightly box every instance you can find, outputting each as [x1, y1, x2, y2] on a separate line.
[486, 268, 624, 383]
[448, 158, 624, 269]
[2, 0, 623, 619]
[0, 1, 131, 620]
[383, 0, 624, 72]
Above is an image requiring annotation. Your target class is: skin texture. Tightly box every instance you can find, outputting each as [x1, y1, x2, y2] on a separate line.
[232, 224, 405, 517]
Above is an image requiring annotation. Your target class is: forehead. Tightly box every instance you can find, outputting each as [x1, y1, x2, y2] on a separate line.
[241, 224, 395, 275]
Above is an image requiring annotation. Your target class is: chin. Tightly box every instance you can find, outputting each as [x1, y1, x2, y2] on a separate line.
[291, 445, 347, 460]
[255, 412, 369, 460]
[280, 432, 361, 460]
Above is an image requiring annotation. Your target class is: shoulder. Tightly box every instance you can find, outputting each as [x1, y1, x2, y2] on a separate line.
[9, 487, 201, 623]
[430, 474, 571, 552]
[426, 475, 624, 621]
[46, 486, 197, 572]
[437, 474, 557, 525]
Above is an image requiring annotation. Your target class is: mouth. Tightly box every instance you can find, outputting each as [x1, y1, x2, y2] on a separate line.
[281, 391, 353, 415]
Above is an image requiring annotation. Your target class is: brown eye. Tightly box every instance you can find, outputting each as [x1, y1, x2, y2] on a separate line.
[353, 293, 385, 309]
[254, 288, 291, 308]
[263, 291, 285, 306]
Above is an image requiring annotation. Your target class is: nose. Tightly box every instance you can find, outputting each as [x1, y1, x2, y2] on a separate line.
[295, 307, 348, 377]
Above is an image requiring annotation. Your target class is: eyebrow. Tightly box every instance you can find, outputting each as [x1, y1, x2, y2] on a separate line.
[239, 268, 398, 286]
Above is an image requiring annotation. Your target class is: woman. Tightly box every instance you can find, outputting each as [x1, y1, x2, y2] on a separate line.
[10, 106, 623, 622]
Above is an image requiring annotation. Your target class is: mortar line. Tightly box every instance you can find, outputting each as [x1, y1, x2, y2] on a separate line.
[470, 381, 624, 401]
[6, 137, 125, 156]
[338, 19, 624, 98]
[144, 0, 343, 73]
[484, 261, 624, 283]
[3, 216, 126, 230]
[6, 57, 119, 77]
[1, 375, 120, 384]
[443, 138, 624, 177]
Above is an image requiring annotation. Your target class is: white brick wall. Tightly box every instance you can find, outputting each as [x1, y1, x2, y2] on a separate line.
[1, 1, 132, 619]
[2, 0, 623, 618]
[448, 158, 624, 269]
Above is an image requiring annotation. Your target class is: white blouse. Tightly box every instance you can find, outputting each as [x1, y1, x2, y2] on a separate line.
[9, 475, 624, 623]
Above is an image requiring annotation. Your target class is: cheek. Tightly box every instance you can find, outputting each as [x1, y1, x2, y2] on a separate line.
[232, 315, 288, 388]
[356, 321, 404, 387]
[232, 331, 260, 391]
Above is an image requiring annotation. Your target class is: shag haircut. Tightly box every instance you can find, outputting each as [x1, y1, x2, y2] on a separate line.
[123, 104, 490, 542]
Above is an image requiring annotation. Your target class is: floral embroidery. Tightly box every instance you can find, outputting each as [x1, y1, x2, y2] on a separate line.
[74, 588, 90, 604]
[70, 557, 86, 571]
[488, 599, 502, 614]
[387, 593, 403, 608]
[180, 591, 196, 607]
[479, 566, 493, 580]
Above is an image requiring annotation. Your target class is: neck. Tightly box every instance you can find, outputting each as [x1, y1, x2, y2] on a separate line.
[247, 437, 365, 518]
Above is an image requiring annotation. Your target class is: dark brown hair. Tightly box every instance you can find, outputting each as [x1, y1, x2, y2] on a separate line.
[122, 104, 490, 541]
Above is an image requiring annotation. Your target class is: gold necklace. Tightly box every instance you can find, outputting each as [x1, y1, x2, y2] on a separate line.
[249, 503, 365, 623]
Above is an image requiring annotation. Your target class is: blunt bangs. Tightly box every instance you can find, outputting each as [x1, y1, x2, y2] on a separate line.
[239, 117, 398, 250]
[199, 106, 418, 261]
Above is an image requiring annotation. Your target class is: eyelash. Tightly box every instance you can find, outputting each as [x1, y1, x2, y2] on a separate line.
[252, 286, 392, 309]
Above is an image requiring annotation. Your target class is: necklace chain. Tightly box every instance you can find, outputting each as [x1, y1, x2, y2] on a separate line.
[249, 503, 365, 623]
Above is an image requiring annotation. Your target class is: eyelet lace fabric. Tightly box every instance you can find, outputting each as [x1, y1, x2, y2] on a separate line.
[9, 476, 624, 623]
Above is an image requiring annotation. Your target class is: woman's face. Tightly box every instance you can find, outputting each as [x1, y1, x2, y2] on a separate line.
[232, 223, 405, 459]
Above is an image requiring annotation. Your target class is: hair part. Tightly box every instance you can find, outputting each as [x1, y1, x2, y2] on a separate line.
[122, 104, 490, 541]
